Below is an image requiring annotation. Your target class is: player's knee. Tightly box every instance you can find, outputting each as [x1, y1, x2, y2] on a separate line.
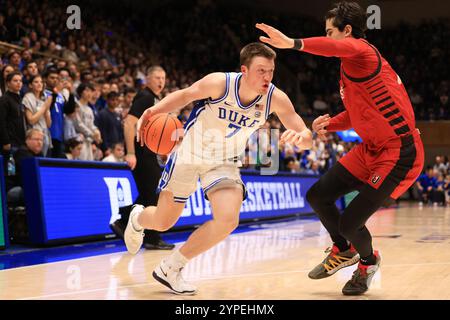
[307, 182, 338, 207]
[215, 215, 240, 234]
[229, 218, 240, 231]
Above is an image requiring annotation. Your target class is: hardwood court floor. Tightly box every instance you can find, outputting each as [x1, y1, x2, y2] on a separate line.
[1, 203, 450, 300]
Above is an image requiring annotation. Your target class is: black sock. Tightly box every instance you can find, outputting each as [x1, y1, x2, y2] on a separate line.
[360, 252, 377, 265]
[118, 205, 132, 223]
[144, 230, 162, 243]
[333, 239, 350, 252]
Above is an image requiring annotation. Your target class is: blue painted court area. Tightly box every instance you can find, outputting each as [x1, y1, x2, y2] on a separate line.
[0, 215, 317, 271]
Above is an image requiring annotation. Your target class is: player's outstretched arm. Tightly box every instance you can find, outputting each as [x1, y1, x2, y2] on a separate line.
[271, 89, 313, 150]
[312, 111, 352, 141]
[136, 72, 226, 145]
[324, 110, 352, 132]
[256, 23, 363, 58]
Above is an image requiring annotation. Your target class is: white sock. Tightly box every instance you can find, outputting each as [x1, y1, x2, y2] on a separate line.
[131, 209, 144, 231]
[166, 250, 189, 270]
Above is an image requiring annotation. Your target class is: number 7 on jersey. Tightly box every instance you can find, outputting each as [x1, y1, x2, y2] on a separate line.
[225, 123, 241, 138]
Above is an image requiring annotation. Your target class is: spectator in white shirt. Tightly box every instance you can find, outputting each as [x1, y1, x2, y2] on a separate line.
[102, 142, 125, 163]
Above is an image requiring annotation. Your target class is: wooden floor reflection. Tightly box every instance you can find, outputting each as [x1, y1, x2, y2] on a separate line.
[2, 203, 450, 300]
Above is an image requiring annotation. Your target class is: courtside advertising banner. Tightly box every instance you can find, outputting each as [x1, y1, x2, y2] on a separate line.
[176, 172, 320, 227]
[21, 159, 320, 244]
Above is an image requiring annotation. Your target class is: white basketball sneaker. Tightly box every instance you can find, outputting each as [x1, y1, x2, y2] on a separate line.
[124, 205, 144, 255]
[152, 259, 197, 295]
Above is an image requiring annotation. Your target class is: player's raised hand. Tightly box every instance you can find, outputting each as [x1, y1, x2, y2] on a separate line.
[136, 108, 152, 146]
[312, 114, 330, 140]
[255, 23, 294, 49]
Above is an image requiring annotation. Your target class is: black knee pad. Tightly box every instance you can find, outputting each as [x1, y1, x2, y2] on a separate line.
[306, 183, 320, 205]
[306, 181, 338, 207]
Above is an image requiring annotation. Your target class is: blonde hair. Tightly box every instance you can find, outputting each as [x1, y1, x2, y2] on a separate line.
[25, 128, 44, 139]
[147, 66, 165, 76]
[240, 42, 276, 67]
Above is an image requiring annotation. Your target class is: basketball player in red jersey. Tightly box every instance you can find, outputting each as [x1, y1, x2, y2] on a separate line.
[257, 1, 424, 295]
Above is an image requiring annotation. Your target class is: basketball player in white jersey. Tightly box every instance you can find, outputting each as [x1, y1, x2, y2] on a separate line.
[124, 42, 313, 294]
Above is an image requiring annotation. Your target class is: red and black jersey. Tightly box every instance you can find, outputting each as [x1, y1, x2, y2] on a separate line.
[301, 37, 416, 151]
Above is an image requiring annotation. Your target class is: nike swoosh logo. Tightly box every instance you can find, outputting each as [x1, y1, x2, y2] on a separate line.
[224, 101, 233, 107]
[160, 266, 168, 277]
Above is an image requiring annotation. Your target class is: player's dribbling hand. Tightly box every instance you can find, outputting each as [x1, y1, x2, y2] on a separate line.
[312, 114, 330, 141]
[136, 108, 152, 147]
[255, 23, 294, 49]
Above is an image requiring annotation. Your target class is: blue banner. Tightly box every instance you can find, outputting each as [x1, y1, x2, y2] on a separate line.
[39, 167, 138, 240]
[22, 159, 328, 245]
[22, 158, 138, 244]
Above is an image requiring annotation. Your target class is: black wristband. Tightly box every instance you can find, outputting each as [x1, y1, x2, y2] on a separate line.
[292, 38, 302, 50]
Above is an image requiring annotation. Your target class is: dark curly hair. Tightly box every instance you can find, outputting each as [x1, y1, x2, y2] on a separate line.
[325, 2, 368, 39]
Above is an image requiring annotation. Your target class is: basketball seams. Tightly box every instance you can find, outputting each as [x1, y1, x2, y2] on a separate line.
[167, 117, 178, 154]
[145, 122, 155, 151]
[143, 114, 164, 150]
[144, 114, 182, 155]
[159, 116, 176, 155]
[146, 115, 162, 132]
[156, 114, 170, 154]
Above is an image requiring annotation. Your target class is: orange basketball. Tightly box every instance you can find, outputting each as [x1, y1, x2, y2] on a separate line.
[142, 113, 183, 155]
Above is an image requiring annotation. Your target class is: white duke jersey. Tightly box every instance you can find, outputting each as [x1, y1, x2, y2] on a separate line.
[177, 72, 276, 164]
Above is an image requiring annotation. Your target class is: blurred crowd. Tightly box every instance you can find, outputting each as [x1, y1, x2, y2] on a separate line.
[416, 156, 450, 207]
[241, 115, 358, 176]
[0, 0, 449, 204]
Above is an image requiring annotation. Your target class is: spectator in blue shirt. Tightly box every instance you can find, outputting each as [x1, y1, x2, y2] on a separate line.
[305, 161, 321, 175]
[94, 80, 110, 112]
[21, 61, 39, 95]
[416, 166, 437, 205]
[44, 67, 76, 158]
[432, 174, 446, 206]
[95, 91, 124, 155]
